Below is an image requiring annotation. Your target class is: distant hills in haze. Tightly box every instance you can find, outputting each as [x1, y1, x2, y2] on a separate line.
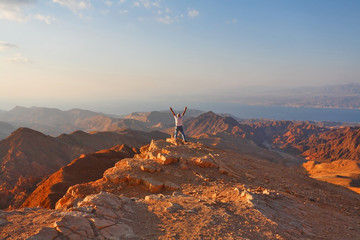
[239, 82, 360, 109]
[0, 106, 203, 138]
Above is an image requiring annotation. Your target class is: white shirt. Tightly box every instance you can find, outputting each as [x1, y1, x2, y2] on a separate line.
[174, 115, 183, 126]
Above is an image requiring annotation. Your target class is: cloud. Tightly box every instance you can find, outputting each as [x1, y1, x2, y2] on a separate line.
[0, 41, 17, 51]
[0, 1, 56, 23]
[226, 18, 238, 25]
[119, 9, 128, 14]
[33, 14, 56, 24]
[133, 0, 160, 8]
[157, 15, 172, 24]
[188, 9, 199, 18]
[103, 1, 113, 7]
[52, 0, 91, 13]
[0, 2, 29, 22]
[7, 53, 33, 64]
[0, 0, 36, 5]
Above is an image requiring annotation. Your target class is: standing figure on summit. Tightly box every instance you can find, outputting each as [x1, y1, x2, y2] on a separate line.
[170, 106, 187, 142]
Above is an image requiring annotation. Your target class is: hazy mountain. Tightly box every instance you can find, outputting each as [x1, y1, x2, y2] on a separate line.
[0, 121, 15, 140]
[0, 106, 203, 137]
[0, 106, 111, 136]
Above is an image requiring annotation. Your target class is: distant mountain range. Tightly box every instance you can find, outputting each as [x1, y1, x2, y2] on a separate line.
[239, 82, 360, 109]
[0, 106, 203, 138]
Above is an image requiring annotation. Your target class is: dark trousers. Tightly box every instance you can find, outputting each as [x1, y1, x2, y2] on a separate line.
[174, 126, 186, 141]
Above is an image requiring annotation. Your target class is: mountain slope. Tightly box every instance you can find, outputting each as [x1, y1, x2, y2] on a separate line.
[22, 144, 135, 209]
[185, 111, 243, 136]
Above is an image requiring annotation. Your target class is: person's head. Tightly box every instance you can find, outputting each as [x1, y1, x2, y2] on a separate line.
[177, 113, 181, 117]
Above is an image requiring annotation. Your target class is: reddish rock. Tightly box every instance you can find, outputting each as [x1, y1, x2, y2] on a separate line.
[22, 145, 134, 209]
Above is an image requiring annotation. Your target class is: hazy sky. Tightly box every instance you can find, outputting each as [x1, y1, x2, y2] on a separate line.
[1, 0, 360, 113]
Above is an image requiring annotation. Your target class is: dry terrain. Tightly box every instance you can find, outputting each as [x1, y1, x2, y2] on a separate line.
[1, 138, 359, 239]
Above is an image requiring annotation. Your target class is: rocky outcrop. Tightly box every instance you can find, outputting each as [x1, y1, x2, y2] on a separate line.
[0, 192, 142, 240]
[55, 138, 225, 209]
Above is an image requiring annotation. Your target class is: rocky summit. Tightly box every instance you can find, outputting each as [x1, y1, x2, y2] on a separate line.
[1, 138, 359, 239]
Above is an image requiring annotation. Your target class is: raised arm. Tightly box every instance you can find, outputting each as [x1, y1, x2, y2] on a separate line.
[182, 106, 187, 116]
[170, 107, 176, 116]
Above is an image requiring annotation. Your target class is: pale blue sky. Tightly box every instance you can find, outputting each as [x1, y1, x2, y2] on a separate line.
[1, 0, 359, 113]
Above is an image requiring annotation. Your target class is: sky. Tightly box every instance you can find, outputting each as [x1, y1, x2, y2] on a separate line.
[1, 0, 360, 114]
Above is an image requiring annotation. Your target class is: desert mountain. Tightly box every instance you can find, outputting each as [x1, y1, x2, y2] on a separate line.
[185, 111, 242, 136]
[22, 144, 136, 209]
[0, 127, 168, 209]
[241, 120, 326, 154]
[1, 139, 359, 239]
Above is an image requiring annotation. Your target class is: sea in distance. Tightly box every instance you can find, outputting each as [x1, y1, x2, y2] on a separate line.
[196, 103, 360, 123]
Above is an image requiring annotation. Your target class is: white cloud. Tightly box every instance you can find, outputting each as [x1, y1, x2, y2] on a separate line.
[165, 8, 171, 13]
[0, 41, 17, 51]
[33, 14, 56, 24]
[104, 1, 113, 7]
[133, 0, 160, 8]
[7, 53, 32, 64]
[0, 0, 36, 4]
[232, 18, 237, 24]
[157, 15, 172, 24]
[52, 0, 91, 13]
[0, 1, 56, 23]
[119, 9, 128, 14]
[188, 9, 199, 18]
[0, 3, 28, 22]
[119, 0, 126, 3]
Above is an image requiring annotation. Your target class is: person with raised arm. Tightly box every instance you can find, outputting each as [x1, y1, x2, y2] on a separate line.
[170, 106, 187, 142]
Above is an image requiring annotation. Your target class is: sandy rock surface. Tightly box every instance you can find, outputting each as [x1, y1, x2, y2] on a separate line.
[1, 138, 359, 239]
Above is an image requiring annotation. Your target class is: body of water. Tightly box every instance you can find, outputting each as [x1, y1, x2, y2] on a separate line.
[197, 103, 360, 123]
